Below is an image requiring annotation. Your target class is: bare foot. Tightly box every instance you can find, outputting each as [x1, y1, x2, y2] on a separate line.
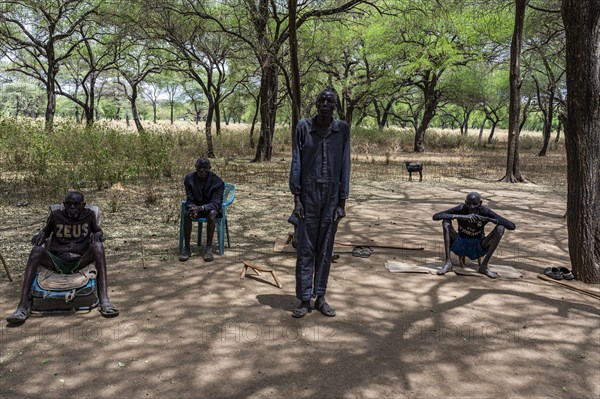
[437, 262, 453, 275]
[479, 266, 499, 279]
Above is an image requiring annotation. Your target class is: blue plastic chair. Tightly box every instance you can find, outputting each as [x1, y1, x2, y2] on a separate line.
[179, 183, 236, 256]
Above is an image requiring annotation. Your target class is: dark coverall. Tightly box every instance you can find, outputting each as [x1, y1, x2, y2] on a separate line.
[289, 117, 351, 301]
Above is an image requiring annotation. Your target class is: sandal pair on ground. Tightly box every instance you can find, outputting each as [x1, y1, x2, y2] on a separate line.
[543, 266, 574, 280]
[352, 246, 373, 258]
[292, 298, 336, 318]
[6, 303, 119, 324]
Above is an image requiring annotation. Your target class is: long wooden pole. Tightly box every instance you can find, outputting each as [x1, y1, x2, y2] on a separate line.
[0, 250, 13, 282]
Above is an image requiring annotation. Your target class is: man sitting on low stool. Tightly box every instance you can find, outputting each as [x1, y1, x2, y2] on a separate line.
[6, 191, 119, 324]
[432, 192, 516, 279]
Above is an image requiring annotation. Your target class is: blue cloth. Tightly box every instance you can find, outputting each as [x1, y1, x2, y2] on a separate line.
[451, 235, 488, 260]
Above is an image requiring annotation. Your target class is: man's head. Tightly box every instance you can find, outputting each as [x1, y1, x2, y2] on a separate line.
[63, 191, 85, 219]
[195, 157, 211, 180]
[464, 192, 482, 214]
[315, 89, 338, 119]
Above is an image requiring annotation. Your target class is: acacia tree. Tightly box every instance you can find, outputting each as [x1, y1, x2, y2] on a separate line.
[56, 23, 120, 126]
[0, 0, 99, 131]
[500, 0, 530, 182]
[561, 0, 600, 283]
[114, 42, 167, 133]
[183, 0, 376, 161]
[524, 9, 565, 156]
[441, 67, 486, 136]
[377, 0, 488, 152]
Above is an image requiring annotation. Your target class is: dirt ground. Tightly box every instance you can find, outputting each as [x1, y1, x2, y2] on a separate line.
[1, 156, 599, 399]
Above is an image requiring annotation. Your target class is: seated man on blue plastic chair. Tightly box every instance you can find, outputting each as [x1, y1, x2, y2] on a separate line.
[180, 157, 224, 262]
[6, 191, 118, 324]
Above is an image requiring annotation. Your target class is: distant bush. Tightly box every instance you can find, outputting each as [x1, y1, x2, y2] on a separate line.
[0, 117, 551, 205]
[0, 118, 179, 203]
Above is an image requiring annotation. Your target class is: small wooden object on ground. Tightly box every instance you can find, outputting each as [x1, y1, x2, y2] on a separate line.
[0, 250, 13, 282]
[241, 260, 283, 289]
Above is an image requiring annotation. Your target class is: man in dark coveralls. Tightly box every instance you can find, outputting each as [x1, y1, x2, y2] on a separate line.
[433, 192, 516, 278]
[289, 88, 351, 318]
[180, 157, 224, 262]
[6, 191, 118, 324]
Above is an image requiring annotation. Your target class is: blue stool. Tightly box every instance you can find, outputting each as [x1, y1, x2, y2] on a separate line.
[179, 183, 236, 256]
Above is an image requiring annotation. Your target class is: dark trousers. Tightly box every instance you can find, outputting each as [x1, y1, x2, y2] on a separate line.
[295, 182, 340, 301]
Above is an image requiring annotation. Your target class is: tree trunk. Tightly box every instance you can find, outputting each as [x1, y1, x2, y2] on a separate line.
[380, 101, 392, 131]
[413, 71, 439, 152]
[478, 117, 487, 142]
[288, 0, 301, 137]
[250, 95, 260, 149]
[214, 101, 221, 135]
[130, 85, 144, 133]
[170, 101, 174, 125]
[413, 97, 437, 152]
[204, 101, 215, 158]
[562, 0, 600, 283]
[85, 108, 94, 128]
[45, 60, 57, 133]
[538, 92, 555, 156]
[253, 57, 278, 162]
[501, 0, 528, 182]
[488, 121, 498, 144]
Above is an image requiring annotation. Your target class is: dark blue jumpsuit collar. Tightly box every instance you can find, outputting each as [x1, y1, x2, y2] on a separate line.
[310, 116, 340, 138]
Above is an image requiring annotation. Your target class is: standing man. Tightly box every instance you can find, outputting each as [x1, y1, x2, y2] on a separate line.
[433, 192, 516, 278]
[6, 191, 118, 323]
[180, 157, 224, 262]
[289, 89, 351, 318]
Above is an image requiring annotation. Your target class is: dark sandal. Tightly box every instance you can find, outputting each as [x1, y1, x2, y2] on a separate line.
[315, 300, 336, 317]
[360, 246, 373, 258]
[100, 303, 120, 318]
[292, 304, 312, 318]
[543, 267, 563, 280]
[7, 308, 30, 324]
[559, 267, 575, 280]
[351, 246, 363, 257]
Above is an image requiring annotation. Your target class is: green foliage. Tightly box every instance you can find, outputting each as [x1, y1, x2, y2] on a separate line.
[0, 117, 179, 202]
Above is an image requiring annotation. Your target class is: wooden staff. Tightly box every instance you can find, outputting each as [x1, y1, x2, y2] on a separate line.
[0, 250, 13, 282]
[140, 238, 146, 269]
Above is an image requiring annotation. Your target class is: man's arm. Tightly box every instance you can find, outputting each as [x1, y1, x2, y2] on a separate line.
[339, 122, 351, 201]
[89, 212, 104, 242]
[432, 205, 464, 221]
[481, 207, 516, 230]
[289, 121, 304, 197]
[184, 174, 198, 207]
[32, 212, 54, 246]
[203, 179, 225, 213]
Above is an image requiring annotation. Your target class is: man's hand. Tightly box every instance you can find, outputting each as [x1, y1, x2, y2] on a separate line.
[187, 205, 203, 218]
[479, 216, 498, 224]
[90, 231, 103, 243]
[31, 230, 46, 246]
[293, 195, 305, 219]
[333, 206, 346, 222]
[333, 199, 346, 222]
